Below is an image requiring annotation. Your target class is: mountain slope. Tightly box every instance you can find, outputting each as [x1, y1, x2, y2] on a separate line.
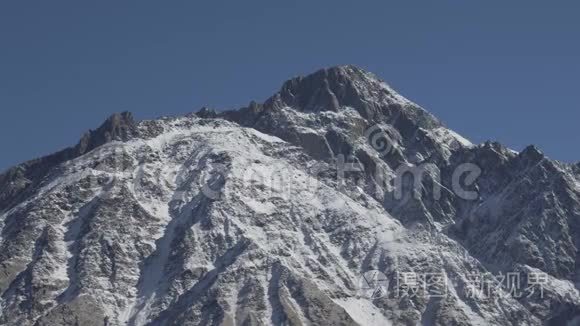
[0, 66, 578, 325]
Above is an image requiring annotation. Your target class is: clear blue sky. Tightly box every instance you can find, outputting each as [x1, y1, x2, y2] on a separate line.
[1, 1, 578, 171]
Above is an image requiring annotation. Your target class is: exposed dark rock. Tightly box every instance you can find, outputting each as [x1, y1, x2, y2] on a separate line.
[0, 112, 136, 213]
[0, 65, 576, 326]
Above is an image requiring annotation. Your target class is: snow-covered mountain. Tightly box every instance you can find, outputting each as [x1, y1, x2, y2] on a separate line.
[1, 66, 579, 325]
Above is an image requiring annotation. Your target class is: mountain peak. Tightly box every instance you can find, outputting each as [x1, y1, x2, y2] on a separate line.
[2, 66, 578, 325]
[76, 111, 136, 154]
[272, 65, 376, 113]
[519, 144, 545, 162]
[256, 65, 444, 135]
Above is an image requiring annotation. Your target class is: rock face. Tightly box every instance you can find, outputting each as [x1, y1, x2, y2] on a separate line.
[0, 112, 136, 213]
[1, 66, 579, 325]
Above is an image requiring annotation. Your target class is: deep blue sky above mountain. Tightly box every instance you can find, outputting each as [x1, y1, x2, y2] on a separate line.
[0, 1, 578, 171]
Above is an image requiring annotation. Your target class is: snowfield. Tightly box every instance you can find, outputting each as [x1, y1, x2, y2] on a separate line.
[0, 66, 579, 325]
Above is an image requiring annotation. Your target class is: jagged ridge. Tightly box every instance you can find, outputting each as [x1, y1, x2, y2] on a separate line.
[1, 66, 579, 325]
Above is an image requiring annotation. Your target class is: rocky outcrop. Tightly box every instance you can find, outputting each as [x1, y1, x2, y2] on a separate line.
[0, 66, 578, 325]
[0, 112, 136, 213]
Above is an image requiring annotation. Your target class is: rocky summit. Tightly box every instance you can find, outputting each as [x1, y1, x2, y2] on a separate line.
[1, 66, 579, 325]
